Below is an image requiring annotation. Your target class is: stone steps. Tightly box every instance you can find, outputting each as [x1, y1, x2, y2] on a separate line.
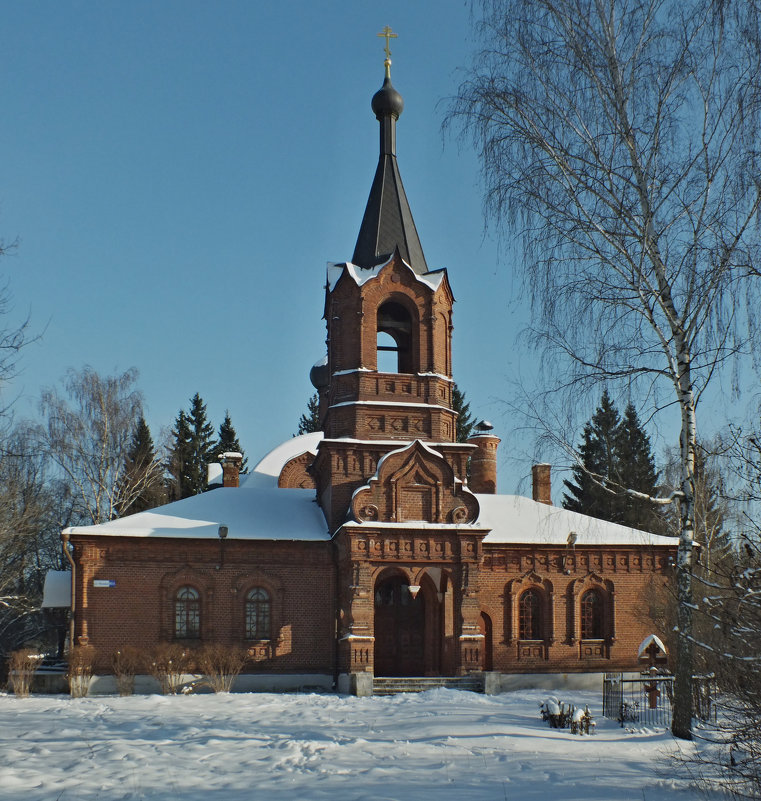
[373, 675, 485, 696]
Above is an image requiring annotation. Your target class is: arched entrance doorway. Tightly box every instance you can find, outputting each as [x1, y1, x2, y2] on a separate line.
[374, 574, 425, 676]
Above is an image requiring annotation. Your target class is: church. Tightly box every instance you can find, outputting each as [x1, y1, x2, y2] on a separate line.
[61, 53, 676, 693]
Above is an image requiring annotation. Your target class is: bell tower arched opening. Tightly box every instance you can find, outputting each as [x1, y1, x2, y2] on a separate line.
[376, 331, 399, 373]
[376, 300, 415, 373]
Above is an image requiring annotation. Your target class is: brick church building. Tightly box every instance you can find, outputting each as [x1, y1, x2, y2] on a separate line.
[62, 59, 676, 692]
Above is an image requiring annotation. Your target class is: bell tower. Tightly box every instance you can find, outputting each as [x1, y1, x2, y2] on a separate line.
[310, 53, 474, 531]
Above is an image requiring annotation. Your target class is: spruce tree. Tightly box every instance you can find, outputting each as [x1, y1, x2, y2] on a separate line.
[614, 402, 664, 532]
[117, 416, 165, 515]
[217, 411, 248, 472]
[167, 410, 193, 500]
[185, 393, 217, 495]
[453, 384, 475, 442]
[297, 393, 321, 435]
[563, 392, 664, 532]
[563, 390, 621, 523]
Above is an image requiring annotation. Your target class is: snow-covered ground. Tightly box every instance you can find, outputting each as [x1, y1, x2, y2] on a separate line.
[0, 688, 713, 801]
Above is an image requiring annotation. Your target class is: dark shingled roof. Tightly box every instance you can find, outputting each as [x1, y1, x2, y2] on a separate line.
[352, 71, 428, 275]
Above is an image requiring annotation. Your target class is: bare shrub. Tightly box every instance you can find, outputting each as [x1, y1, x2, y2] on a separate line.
[67, 645, 96, 698]
[147, 643, 194, 694]
[111, 646, 144, 696]
[197, 644, 247, 693]
[8, 649, 43, 697]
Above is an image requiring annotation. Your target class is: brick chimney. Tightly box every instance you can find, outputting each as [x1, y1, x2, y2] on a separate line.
[532, 463, 552, 505]
[466, 432, 501, 494]
[220, 452, 243, 488]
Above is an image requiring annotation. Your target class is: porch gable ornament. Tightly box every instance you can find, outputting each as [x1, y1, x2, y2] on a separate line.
[350, 440, 479, 524]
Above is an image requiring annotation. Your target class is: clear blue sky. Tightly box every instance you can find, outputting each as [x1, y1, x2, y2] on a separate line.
[1, 1, 575, 495]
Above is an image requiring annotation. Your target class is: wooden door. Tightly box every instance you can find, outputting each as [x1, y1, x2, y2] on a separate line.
[374, 577, 426, 676]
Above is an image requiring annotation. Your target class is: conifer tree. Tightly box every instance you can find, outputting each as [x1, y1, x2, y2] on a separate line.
[296, 393, 321, 435]
[185, 393, 217, 495]
[453, 384, 475, 443]
[614, 403, 664, 533]
[563, 390, 621, 523]
[167, 410, 193, 500]
[217, 411, 248, 472]
[563, 392, 664, 531]
[117, 416, 165, 515]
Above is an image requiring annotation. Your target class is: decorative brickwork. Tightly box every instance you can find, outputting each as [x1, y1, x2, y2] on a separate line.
[478, 544, 675, 673]
[467, 433, 501, 494]
[65, 69, 677, 688]
[278, 452, 316, 489]
[69, 536, 335, 673]
[312, 438, 475, 533]
[350, 441, 479, 525]
[323, 254, 456, 443]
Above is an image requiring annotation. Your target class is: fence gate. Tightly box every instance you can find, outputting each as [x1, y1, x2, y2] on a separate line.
[603, 673, 715, 727]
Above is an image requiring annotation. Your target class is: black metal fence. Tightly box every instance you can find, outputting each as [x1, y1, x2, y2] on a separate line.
[602, 673, 716, 727]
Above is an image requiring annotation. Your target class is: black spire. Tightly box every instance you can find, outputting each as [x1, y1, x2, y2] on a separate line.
[352, 59, 428, 275]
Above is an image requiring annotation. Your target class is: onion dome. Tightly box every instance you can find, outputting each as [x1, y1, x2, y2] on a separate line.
[372, 76, 404, 120]
[310, 355, 329, 390]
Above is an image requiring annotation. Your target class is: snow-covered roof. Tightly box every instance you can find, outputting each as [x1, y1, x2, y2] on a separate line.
[327, 257, 445, 293]
[321, 437, 470, 448]
[64, 433, 330, 542]
[341, 493, 673, 544]
[638, 634, 668, 657]
[63, 485, 329, 541]
[41, 570, 72, 607]
[63, 430, 674, 548]
[207, 462, 223, 486]
[477, 494, 676, 547]
[329, 400, 453, 412]
[331, 369, 451, 383]
[247, 431, 324, 486]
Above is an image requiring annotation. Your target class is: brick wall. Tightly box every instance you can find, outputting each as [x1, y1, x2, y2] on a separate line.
[70, 533, 675, 677]
[71, 536, 336, 674]
[478, 544, 676, 673]
[332, 527, 675, 676]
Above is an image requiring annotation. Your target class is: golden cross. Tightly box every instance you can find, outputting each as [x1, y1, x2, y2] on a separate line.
[377, 26, 397, 62]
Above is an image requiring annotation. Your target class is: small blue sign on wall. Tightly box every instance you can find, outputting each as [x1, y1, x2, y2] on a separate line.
[93, 579, 116, 588]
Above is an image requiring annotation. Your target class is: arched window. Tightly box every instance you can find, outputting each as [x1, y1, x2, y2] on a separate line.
[580, 589, 604, 639]
[175, 586, 200, 639]
[377, 301, 414, 373]
[519, 589, 543, 640]
[245, 587, 271, 640]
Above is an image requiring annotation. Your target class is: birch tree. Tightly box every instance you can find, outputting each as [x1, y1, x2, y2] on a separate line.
[451, 0, 761, 739]
[39, 367, 149, 524]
